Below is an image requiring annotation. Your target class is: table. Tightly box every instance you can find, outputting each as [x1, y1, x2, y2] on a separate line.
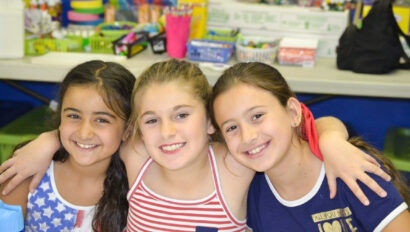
[0, 49, 409, 99]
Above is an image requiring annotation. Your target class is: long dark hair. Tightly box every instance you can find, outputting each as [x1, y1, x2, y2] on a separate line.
[210, 62, 409, 206]
[54, 60, 135, 231]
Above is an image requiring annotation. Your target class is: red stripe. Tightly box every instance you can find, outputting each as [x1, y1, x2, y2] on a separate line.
[128, 218, 192, 232]
[129, 202, 230, 220]
[139, 183, 217, 206]
[133, 193, 224, 212]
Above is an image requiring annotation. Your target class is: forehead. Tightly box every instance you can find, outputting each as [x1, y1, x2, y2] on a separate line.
[62, 85, 111, 111]
[213, 83, 280, 120]
[137, 81, 204, 112]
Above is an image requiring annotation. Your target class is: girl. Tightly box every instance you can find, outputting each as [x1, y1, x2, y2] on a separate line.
[210, 62, 410, 231]
[0, 60, 134, 232]
[0, 60, 391, 231]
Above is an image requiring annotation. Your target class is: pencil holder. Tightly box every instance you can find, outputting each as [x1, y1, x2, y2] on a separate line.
[165, 14, 191, 58]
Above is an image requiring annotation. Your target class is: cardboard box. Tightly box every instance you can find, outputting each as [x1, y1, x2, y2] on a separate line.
[207, 1, 349, 36]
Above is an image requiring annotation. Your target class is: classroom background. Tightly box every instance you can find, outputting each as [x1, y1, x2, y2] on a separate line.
[0, 0, 409, 180]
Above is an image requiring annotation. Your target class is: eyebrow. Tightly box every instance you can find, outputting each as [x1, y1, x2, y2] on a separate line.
[220, 105, 266, 128]
[63, 107, 117, 119]
[139, 104, 193, 119]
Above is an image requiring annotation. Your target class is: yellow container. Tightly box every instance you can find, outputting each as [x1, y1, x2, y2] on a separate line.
[178, 0, 208, 39]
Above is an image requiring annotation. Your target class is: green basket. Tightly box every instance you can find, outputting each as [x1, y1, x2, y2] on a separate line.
[97, 21, 137, 37]
[0, 106, 54, 163]
[25, 36, 83, 55]
[384, 127, 410, 172]
[89, 33, 125, 54]
[204, 29, 239, 42]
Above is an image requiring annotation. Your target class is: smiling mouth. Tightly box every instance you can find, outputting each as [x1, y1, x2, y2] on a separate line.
[75, 141, 98, 149]
[245, 142, 269, 157]
[159, 142, 186, 154]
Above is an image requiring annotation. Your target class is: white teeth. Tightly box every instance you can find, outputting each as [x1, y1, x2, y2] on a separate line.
[76, 142, 97, 149]
[248, 144, 266, 155]
[162, 143, 183, 151]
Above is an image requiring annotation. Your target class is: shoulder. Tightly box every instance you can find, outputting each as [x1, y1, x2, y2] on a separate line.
[120, 138, 150, 186]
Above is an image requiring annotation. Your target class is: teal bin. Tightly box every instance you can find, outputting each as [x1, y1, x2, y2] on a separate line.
[0, 106, 53, 164]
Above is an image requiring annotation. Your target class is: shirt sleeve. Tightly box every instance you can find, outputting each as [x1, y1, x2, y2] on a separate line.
[340, 172, 408, 231]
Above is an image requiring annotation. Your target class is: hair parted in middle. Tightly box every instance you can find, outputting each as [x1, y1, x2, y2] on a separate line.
[127, 59, 212, 140]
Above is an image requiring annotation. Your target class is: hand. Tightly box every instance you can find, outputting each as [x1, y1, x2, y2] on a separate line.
[0, 131, 59, 195]
[320, 132, 391, 206]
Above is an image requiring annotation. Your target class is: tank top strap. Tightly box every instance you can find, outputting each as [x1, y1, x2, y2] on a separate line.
[127, 158, 153, 200]
[207, 145, 246, 226]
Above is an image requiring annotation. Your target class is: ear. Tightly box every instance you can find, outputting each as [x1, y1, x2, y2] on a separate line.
[286, 97, 302, 127]
[206, 118, 216, 135]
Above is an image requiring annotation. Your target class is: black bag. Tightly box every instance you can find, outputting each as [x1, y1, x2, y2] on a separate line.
[336, 0, 410, 74]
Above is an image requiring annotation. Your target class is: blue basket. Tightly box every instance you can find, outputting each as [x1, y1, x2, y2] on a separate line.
[187, 39, 234, 63]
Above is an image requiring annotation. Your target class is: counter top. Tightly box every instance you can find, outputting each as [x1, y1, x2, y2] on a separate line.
[0, 50, 409, 98]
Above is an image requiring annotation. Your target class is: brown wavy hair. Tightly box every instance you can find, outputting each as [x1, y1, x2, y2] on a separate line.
[53, 60, 134, 231]
[209, 62, 409, 206]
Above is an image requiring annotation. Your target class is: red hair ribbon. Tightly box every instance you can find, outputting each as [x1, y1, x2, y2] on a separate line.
[300, 103, 323, 161]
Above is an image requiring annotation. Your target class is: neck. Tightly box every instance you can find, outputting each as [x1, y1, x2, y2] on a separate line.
[156, 144, 213, 199]
[265, 137, 322, 201]
[63, 156, 111, 181]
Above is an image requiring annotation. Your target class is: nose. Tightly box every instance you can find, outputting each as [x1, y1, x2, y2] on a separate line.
[241, 123, 257, 144]
[78, 120, 94, 140]
[161, 119, 176, 138]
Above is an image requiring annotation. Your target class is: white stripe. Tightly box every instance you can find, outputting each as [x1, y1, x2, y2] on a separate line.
[373, 202, 408, 232]
[127, 158, 152, 200]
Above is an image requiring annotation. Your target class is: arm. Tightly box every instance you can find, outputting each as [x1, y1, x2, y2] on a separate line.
[0, 130, 59, 195]
[0, 176, 31, 216]
[119, 137, 150, 187]
[315, 116, 391, 205]
[382, 211, 410, 232]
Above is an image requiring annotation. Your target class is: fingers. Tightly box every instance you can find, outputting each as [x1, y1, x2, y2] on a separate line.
[0, 158, 14, 175]
[364, 162, 391, 182]
[0, 164, 16, 185]
[326, 174, 337, 199]
[29, 173, 43, 193]
[363, 153, 381, 167]
[357, 173, 387, 199]
[2, 172, 27, 195]
[343, 177, 370, 206]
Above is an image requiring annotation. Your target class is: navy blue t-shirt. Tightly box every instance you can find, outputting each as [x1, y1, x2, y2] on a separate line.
[247, 165, 407, 232]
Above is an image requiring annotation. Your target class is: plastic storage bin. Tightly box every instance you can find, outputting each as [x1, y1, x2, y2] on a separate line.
[0, 200, 24, 232]
[0, 106, 53, 163]
[235, 36, 279, 64]
[187, 39, 234, 63]
[25, 36, 83, 55]
[112, 32, 148, 58]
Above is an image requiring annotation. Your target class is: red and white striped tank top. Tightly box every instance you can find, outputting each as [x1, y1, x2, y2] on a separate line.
[126, 146, 247, 232]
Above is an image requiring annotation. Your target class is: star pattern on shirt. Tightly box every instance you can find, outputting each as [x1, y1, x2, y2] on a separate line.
[25, 164, 95, 231]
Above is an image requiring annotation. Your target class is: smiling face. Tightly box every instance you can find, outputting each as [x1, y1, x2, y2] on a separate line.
[213, 83, 298, 172]
[136, 81, 214, 171]
[59, 85, 126, 167]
